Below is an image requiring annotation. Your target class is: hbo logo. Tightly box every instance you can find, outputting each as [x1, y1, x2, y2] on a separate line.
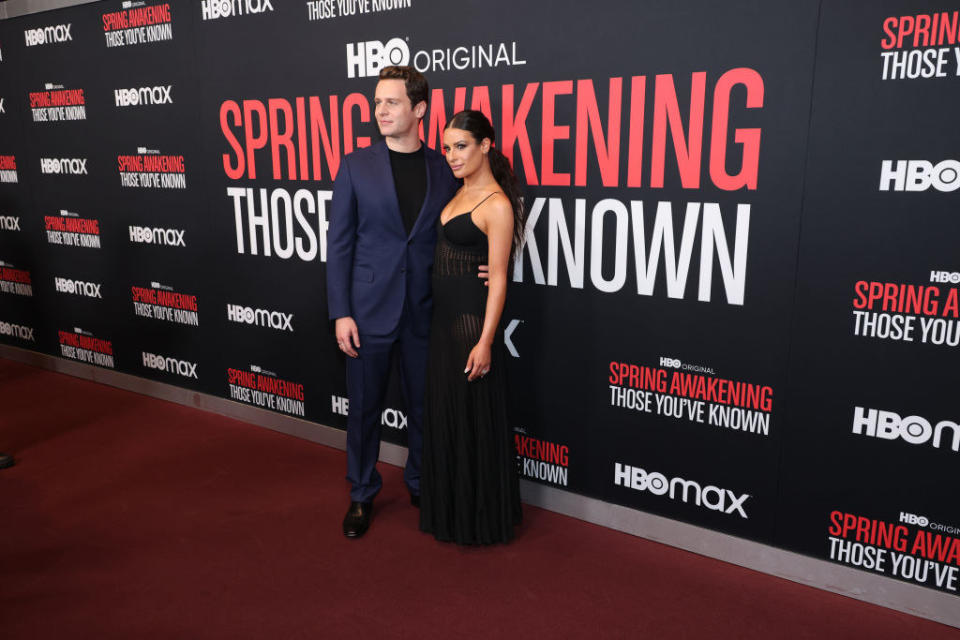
[659, 357, 681, 368]
[880, 160, 960, 192]
[899, 512, 929, 527]
[346, 38, 409, 78]
[930, 271, 960, 284]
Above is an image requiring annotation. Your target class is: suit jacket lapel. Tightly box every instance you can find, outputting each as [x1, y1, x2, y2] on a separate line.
[408, 149, 437, 239]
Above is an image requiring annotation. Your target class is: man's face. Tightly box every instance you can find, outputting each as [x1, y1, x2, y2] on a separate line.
[374, 79, 423, 139]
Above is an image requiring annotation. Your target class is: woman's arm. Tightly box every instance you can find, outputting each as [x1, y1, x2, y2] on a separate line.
[465, 195, 514, 381]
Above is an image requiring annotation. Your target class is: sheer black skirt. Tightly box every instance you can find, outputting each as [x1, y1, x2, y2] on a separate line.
[419, 218, 522, 544]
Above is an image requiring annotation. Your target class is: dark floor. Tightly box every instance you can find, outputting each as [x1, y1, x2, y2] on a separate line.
[1, 358, 958, 639]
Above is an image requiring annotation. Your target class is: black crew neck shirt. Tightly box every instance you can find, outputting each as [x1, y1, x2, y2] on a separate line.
[388, 146, 427, 236]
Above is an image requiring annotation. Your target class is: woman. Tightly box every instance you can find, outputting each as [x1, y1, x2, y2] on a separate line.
[419, 110, 526, 545]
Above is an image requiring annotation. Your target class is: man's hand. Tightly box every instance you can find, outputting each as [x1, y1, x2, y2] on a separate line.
[478, 264, 489, 287]
[335, 317, 360, 358]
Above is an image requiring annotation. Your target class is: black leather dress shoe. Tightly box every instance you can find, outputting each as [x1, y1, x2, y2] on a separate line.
[342, 501, 372, 538]
[409, 492, 420, 508]
[0, 453, 14, 470]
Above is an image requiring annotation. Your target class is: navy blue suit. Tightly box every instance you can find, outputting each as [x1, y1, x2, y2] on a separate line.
[327, 140, 459, 503]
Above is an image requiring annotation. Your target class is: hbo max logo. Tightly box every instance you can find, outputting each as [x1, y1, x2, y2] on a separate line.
[129, 225, 185, 247]
[41, 157, 87, 175]
[54, 277, 102, 298]
[226, 303, 293, 331]
[114, 86, 173, 107]
[201, 0, 274, 21]
[142, 351, 198, 378]
[0, 321, 34, 341]
[24, 24, 72, 46]
[346, 38, 409, 78]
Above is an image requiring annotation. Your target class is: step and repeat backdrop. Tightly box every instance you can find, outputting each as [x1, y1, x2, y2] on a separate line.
[1, 0, 957, 597]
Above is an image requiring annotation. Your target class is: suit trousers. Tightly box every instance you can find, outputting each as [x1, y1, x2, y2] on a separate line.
[345, 309, 428, 503]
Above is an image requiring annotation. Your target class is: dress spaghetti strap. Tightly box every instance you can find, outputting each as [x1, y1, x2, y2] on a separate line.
[468, 191, 501, 212]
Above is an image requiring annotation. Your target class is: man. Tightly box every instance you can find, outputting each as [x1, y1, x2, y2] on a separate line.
[327, 66, 459, 538]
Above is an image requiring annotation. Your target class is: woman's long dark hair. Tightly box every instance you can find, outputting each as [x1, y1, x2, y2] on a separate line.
[445, 110, 526, 260]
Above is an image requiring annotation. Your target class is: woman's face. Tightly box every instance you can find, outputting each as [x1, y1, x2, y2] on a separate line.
[442, 127, 489, 179]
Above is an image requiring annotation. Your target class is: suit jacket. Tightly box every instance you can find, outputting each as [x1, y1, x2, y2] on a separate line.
[326, 140, 459, 337]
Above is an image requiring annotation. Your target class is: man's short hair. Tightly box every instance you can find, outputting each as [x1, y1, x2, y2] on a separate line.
[378, 65, 429, 109]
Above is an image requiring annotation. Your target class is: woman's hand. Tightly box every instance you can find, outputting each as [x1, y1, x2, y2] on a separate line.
[464, 341, 492, 381]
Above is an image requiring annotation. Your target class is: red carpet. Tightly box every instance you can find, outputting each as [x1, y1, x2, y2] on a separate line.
[1, 358, 957, 639]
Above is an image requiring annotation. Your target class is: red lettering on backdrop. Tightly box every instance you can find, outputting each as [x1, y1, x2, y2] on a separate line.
[881, 17, 898, 49]
[219, 71, 763, 190]
[220, 101, 245, 180]
[1, 268, 31, 284]
[650, 72, 706, 189]
[227, 367, 257, 388]
[223, 96, 365, 181]
[896, 15, 916, 48]
[941, 13, 960, 45]
[29, 92, 52, 108]
[342, 92, 371, 155]
[59, 331, 80, 347]
[626, 76, 646, 188]
[103, 12, 129, 31]
[575, 78, 622, 187]
[541, 80, 573, 186]
[829, 512, 909, 552]
[881, 12, 959, 49]
[915, 14, 931, 46]
[710, 68, 763, 191]
[309, 96, 340, 182]
[501, 82, 539, 185]
[514, 435, 569, 466]
[422, 87, 466, 150]
[130, 286, 158, 304]
[852, 281, 869, 309]
[852, 280, 947, 316]
[296, 97, 309, 181]
[911, 531, 960, 566]
[421, 87, 492, 151]
[828, 510, 844, 536]
[608, 361, 620, 385]
[269, 98, 296, 180]
[943, 290, 959, 318]
[243, 100, 268, 180]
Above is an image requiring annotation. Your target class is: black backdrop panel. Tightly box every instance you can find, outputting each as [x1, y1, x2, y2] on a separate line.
[1, 0, 957, 598]
[779, 0, 960, 595]
[187, 0, 822, 541]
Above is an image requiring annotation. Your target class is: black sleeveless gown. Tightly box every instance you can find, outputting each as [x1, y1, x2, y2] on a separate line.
[419, 206, 522, 545]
